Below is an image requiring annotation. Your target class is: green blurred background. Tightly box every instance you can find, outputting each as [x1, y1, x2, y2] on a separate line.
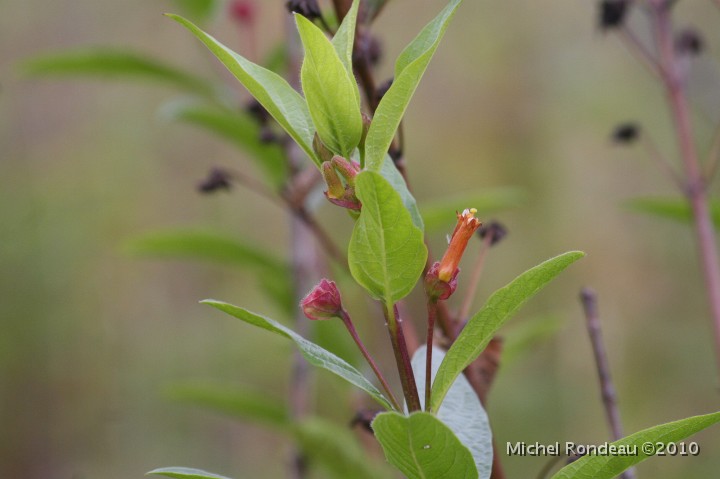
[3, 0, 720, 477]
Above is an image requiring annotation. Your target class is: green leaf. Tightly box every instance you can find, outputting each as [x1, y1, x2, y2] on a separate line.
[165, 382, 289, 428]
[21, 48, 215, 97]
[551, 411, 720, 479]
[126, 230, 293, 314]
[296, 14, 363, 157]
[202, 300, 393, 409]
[624, 196, 720, 227]
[421, 188, 525, 232]
[331, 0, 361, 79]
[501, 315, 564, 367]
[125, 229, 288, 273]
[294, 418, 395, 479]
[431, 251, 584, 410]
[372, 411, 478, 479]
[380, 155, 424, 231]
[147, 467, 233, 479]
[161, 101, 287, 186]
[167, 15, 319, 165]
[364, 0, 463, 170]
[411, 346, 492, 479]
[348, 171, 428, 304]
[170, 0, 220, 21]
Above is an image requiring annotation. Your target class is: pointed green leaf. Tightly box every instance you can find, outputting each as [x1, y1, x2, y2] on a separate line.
[624, 196, 720, 227]
[551, 411, 720, 479]
[364, 0, 463, 170]
[372, 411, 478, 479]
[296, 14, 363, 157]
[431, 251, 584, 410]
[202, 300, 393, 409]
[349, 171, 428, 303]
[380, 155, 424, 231]
[331, 0, 361, 78]
[147, 467, 233, 479]
[21, 48, 215, 97]
[161, 101, 287, 186]
[294, 418, 396, 479]
[125, 230, 288, 273]
[126, 230, 294, 315]
[166, 15, 319, 165]
[165, 382, 290, 428]
[421, 188, 525, 232]
[170, 0, 220, 21]
[411, 346, 492, 479]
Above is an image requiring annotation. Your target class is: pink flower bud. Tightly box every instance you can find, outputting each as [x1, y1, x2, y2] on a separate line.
[229, 0, 255, 25]
[300, 279, 343, 320]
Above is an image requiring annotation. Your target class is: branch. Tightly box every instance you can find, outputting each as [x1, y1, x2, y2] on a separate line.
[580, 288, 635, 479]
[650, 1, 720, 377]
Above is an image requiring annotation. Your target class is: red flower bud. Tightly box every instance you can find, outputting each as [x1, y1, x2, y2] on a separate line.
[425, 261, 459, 300]
[229, 0, 255, 25]
[300, 279, 343, 320]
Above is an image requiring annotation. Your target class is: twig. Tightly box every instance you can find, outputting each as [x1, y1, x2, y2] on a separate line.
[580, 288, 635, 479]
[650, 0, 720, 377]
[458, 234, 493, 322]
[619, 26, 663, 80]
[341, 310, 402, 411]
[224, 166, 348, 271]
[425, 298, 438, 410]
[640, 134, 685, 190]
[703, 122, 720, 182]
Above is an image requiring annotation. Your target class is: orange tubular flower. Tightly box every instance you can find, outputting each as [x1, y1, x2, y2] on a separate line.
[437, 208, 482, 282]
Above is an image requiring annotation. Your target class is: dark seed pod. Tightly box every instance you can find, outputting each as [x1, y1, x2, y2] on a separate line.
[599, 0, 629, 31]
[285, 0, 322, 21]
[611, 123, 640, 144]
[675, 28, 704, 56]
[197, 168, 232, 194]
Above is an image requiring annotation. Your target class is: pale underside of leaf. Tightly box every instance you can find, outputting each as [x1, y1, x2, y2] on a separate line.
[147, 467, 234, 479]
[411, 346, 492, 479]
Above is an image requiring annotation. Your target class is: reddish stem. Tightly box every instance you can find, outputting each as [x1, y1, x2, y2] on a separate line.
[651, 2, 720, 376]
[425, 298, 438, 411]
[385, 304, 421, 411]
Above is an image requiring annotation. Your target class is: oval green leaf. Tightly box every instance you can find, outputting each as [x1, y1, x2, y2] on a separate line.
[365, 0, 463, 171]
[348, 171, 428, 303]
[201, 300, 393, 409]
[166, 15, 319, 165]
[551, 411, 720, 479]
[21, 48, 215, 97]
[411, 346, 493, 478]
[431, 251, 585, 410]
[296, 14, 363, 158]
[372, 411, 478, 479]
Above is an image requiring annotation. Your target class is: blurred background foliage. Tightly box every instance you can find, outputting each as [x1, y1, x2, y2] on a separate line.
[3, 0, 720, 477]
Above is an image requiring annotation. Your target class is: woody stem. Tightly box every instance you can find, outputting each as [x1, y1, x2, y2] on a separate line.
[385, 304, 421, 411]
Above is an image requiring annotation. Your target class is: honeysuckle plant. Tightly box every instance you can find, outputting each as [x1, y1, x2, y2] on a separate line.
[23, 0, 720, 478]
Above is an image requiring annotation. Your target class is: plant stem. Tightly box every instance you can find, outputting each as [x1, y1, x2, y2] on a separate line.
[425, 298, 438, 411]
[458, 234, 492, 322]
[651, 2, 720, 377]
[580, 288, 635, 479]
[385, 304, 421, 411]
[340, 310, 402, 411]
